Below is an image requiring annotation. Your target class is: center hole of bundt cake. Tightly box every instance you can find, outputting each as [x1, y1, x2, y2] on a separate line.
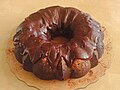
[51, 24, 73, 44]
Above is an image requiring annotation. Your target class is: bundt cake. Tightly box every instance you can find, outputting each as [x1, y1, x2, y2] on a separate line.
[13, 6, 104, 80]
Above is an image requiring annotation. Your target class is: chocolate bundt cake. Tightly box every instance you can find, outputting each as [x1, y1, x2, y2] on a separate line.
[13, 6, 104, 80]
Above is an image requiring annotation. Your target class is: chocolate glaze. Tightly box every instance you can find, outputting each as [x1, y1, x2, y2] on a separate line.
[13, 6, 104, 80]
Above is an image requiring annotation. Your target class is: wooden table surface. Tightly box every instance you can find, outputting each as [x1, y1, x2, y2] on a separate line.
[0, 0, 120, 90]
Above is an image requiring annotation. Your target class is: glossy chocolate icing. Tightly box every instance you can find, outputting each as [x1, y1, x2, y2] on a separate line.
[13, 6, 104, 80]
